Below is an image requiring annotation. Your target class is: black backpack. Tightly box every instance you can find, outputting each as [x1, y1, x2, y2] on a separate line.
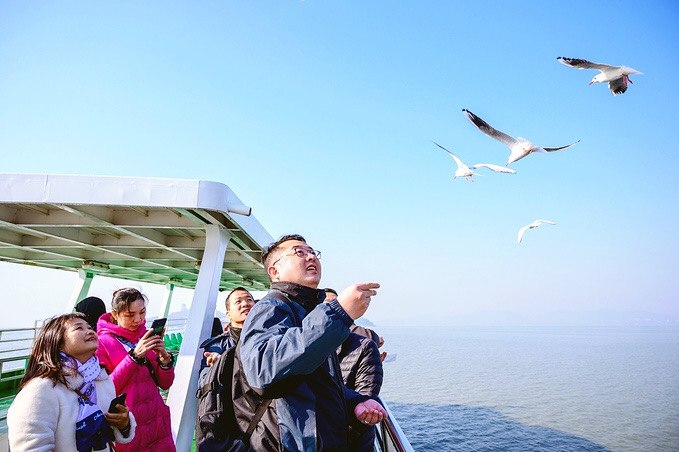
[195, 291, 300, 452]
[195, 342, 272, 451]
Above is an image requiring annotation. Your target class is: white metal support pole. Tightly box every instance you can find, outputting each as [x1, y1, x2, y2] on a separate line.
[167, 225, 229, 450]
[161, 282, 175, 319]
[65, 269, 95, 312]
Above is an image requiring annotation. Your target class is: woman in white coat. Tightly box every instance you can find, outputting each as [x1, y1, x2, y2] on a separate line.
[8, 313, 136, 451]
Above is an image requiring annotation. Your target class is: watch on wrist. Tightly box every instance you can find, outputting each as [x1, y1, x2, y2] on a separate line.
[129, 349, 147, 365]
[157, 353, 175, 369]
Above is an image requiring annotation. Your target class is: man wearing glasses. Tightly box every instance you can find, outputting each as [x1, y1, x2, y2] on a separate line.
[236, 234, 386, 451]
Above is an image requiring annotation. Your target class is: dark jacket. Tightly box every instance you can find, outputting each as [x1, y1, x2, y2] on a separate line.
[337, 333, 383, 398]
[198, 326, 239, 388]
[236, 282, 369, 452]
[337, 333, 383, 451]
[349, 324, 380, 345]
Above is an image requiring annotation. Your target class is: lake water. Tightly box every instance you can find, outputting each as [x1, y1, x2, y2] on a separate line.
[2, 325, 678, 450]
[378, 326, 679, 451]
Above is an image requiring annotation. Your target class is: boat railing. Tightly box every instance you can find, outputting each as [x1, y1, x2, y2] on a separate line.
[375, 399, 414, 452]
[1, 322, 415, 452]
[0, 327, 36, 377]
[1, 327, 38, 430]
[0, 317, 186, 378]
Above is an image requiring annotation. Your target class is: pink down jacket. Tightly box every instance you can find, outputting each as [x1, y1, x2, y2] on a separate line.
[96, 312, 176, 452]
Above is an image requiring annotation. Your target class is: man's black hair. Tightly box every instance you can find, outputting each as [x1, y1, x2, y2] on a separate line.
[261, 234, 307, 268]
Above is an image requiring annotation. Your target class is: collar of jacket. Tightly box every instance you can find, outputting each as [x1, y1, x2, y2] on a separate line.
[270, 281, 325, 312]
[228, 325, 242, 343]
[97, 312, 147, 342]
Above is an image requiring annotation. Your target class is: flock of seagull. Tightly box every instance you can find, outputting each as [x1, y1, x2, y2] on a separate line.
[434, 56, 642, 244]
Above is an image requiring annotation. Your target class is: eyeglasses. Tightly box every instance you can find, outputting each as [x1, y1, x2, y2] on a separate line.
[272, 246, 321, 266]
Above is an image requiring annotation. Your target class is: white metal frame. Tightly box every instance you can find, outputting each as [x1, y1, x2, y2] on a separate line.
[0, 173, 275, 451]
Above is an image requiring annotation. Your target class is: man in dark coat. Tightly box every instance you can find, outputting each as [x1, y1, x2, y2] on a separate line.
[336, 333, 383, 451]
[197, 287, 255, 386]
[326, 288, 384, 451]
[237, 234, 387, 451]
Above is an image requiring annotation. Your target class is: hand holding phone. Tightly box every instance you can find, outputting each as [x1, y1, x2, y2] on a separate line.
[150, 318, 167, 337]
[108, 393, 127, 413]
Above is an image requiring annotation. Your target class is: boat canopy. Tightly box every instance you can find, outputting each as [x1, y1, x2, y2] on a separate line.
[0, 173, 274, 450]
[0, 173, 272, 290]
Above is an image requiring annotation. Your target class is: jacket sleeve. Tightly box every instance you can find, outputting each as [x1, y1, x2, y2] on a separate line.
[7, 379, 58, 451]
[343, 386, 372, 418]
[352, 339, 383, 398]
[96, 336, 147, 392]
[146, 352, 175, 390]
[241, 298, 353, 389]
[112, 411, 137, 444]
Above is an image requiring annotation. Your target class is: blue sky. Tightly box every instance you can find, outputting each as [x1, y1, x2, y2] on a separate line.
[1, 1, 678, 327]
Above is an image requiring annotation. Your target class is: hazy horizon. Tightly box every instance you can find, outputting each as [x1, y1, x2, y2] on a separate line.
[0, 262, 676, 330]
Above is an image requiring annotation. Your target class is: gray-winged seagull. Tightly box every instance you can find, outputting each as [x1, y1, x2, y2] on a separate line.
[557, 57, 642, 96]
[432, 141, 516, 181]
[463, 109, 580, 166]
[517, 219, 556, 244]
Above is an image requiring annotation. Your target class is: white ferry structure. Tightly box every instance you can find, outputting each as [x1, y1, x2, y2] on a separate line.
[0, 173, 412, 452]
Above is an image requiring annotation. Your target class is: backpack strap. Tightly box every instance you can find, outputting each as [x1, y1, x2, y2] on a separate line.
[244, 399, 272, 438]
[112, 334, 161, 387]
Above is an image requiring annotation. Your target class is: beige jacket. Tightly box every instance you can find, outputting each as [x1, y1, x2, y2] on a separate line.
[7, 367, 136, 451]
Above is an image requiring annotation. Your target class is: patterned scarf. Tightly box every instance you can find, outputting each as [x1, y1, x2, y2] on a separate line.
[60, 353, 114, 451]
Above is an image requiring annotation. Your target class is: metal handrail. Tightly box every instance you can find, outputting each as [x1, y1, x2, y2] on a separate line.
[375, 400, 414, 452]
[0, 327, 39, 334]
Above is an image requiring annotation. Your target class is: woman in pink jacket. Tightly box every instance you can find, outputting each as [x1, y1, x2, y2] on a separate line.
[96, 288, 176, 451]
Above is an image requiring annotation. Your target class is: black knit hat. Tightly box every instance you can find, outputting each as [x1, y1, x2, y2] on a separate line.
[74, 296, 106, 331]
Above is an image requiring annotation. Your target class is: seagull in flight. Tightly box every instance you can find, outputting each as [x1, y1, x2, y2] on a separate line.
[557, 57, 642, 96]
[463, 109, 580, 166]
[432, 141, 516, 181]
[517, 219, 556, 244]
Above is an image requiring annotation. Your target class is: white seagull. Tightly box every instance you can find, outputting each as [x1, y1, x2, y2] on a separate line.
[557, 57, 642, 96]
[463, 109, 580, 166]
[432, 141, 516, 181]
[517, 219, 556, 244]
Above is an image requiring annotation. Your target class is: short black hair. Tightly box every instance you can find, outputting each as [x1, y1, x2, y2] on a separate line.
[323, 288, 338, 296]
[261, 234, 307, 269]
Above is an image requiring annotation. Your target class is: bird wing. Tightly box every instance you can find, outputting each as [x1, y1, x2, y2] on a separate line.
[432, 141, 466, 169]
[517, 225, 530, 244]
[608, 78, 628, 96]
[471, 163, 516, 174]
[621, 66, 642, 75]
[463, 109, 518, 147]
[543, 140, 580, 152]
[557, 57, 617, 72]
[519, 220, 556, 243]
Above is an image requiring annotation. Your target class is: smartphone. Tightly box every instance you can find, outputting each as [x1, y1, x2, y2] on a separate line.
[150, 318, 167, 336]
[108, 393, 127, 413]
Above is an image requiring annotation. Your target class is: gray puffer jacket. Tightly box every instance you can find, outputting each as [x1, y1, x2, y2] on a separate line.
[337, 333, 383, 398]
[337, 333, 383, 451]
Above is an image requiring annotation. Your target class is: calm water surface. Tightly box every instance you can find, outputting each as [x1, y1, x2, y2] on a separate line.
[378, 326, 679, 451]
